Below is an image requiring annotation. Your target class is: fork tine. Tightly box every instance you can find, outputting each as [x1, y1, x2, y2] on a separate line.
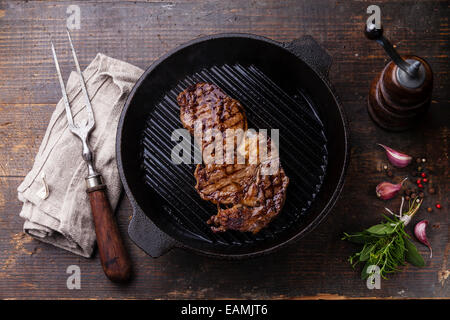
[66, 28, 95, 125]
[51, 40, 75, 128]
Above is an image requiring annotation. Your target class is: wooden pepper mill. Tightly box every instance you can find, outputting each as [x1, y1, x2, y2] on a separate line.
[365, 24, 433, 131]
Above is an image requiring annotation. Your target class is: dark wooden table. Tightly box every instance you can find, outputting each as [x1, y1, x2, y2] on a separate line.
[0, 0, 448, 299]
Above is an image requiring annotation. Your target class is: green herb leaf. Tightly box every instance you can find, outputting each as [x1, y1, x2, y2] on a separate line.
[366, 223, 395, 235]
[343, 198, 424, 281]
[359, 243, 376, 261]
[361, 261, 372, 280]
[342, 232, 380, 244]
[404, 237, 425, 267]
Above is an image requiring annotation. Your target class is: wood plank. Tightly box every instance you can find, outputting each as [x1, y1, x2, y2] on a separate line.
[0, 0, 448, 299]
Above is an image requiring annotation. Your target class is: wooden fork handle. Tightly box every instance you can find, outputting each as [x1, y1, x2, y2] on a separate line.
[87, 183, 131, 282]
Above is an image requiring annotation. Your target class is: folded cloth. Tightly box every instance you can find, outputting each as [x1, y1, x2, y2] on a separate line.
[17, 53, 144, 257]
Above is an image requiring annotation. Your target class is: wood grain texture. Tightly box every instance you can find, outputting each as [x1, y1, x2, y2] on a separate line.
[87, 185, 131, 283]
[0, 0, 448, 299]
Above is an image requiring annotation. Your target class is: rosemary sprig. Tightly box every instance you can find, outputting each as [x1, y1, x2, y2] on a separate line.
[343, 198, 425, 279]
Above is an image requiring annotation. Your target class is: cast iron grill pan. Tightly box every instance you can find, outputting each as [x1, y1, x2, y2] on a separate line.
[118, 34, 349, 258]
[139, 63, 328, 249]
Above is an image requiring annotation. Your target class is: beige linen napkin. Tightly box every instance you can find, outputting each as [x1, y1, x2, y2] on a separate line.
[17, 53, 144, 257]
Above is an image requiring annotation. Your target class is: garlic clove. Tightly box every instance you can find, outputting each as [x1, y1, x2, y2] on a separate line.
[414, 220, 432, 258]
[378, 144, 412, 168]
[376, 177, 407, 200]
[36, 172, 49, 200]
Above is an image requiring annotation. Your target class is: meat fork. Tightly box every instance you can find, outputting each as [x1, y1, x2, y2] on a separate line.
[51, 30, 131, 282]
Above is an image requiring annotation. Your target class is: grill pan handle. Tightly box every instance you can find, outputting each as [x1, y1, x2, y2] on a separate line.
[283, 35, 332, 79]
[128, 203, 178, 257]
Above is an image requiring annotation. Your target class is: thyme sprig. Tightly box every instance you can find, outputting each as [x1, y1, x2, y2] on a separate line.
[343, 198, 425, 279]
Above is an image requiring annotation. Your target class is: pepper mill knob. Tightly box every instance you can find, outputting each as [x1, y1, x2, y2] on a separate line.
[365, 23, 433, 131]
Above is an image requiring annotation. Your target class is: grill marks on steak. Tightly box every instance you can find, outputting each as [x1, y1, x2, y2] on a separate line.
[178, 83, 247, 158]
[195, 131, 281, 205]
[178, 82, 247, 135]
[203, 133, 289, 233]
[208, 164, 289, 233]
[194, 163, 257, 205]
[177, 82, 289, 234]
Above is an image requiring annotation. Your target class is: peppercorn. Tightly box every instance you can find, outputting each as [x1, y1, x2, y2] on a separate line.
[429, 188, 436, 194]
[427, 207, 432, 213]
[387, 170, 393, 177]
[416, 158, 421, 164]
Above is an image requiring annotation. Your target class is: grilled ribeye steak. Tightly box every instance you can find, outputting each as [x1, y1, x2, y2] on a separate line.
[194, 163, 257, 205]
[201, 132, 289, 233]
[208, 163, 289, 233]
[178, 82, 247, 145]
[177, 82, 289, 234]
[178, 83, 248, 164]
[194, 131, 281, 205]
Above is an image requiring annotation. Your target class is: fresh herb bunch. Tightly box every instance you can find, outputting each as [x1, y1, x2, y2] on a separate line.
[343, 198, 425, 279]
